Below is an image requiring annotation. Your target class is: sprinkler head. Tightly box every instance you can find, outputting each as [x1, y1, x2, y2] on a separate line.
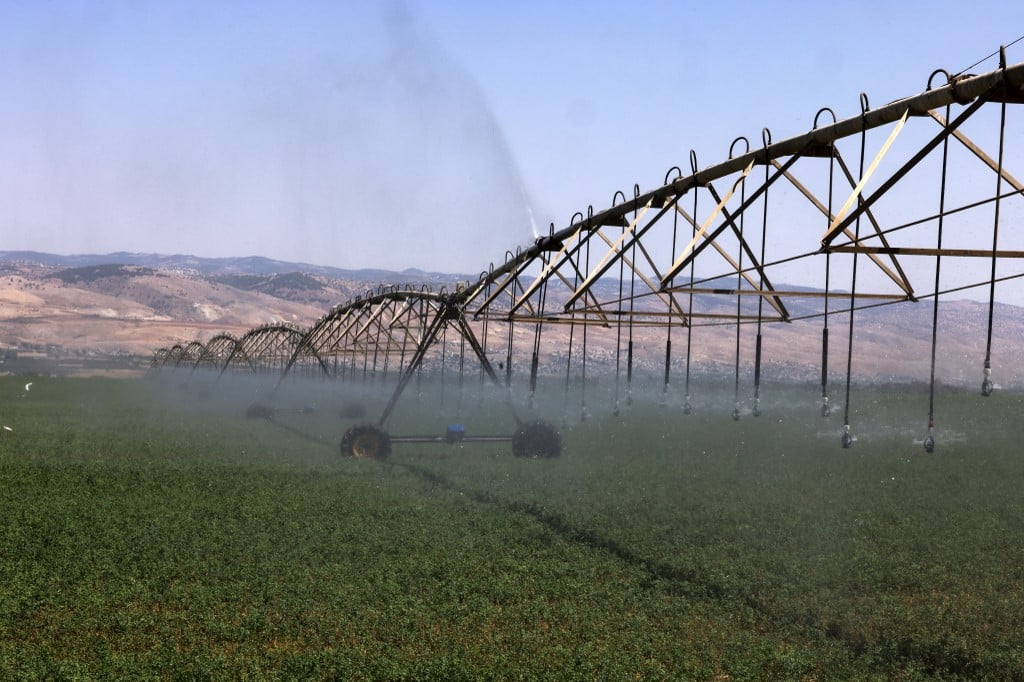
[923, 435, 935, 453]
[982, 367, 994, 397]
[753, 402, 762, 417]
[841, 425, 853, 449]
[731, 408, 741, 422]
[821, 402, 831, 418]
[683, 401, 692, 415]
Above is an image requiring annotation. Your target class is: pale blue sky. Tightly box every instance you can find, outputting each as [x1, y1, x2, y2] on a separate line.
[1, 0, 1022, 274]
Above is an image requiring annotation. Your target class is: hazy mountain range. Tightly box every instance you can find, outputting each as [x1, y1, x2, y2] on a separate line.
[0, 250, 466, 281]
[1, 251, 1022, 388]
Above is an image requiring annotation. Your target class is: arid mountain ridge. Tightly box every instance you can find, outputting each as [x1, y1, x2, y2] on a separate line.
[0, 251, 475, 374]
[1, 251, 1022, 387]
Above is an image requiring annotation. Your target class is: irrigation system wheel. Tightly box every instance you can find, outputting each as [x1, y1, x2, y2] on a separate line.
[341, 423, 392, 459]
[512, 420, 562, 459]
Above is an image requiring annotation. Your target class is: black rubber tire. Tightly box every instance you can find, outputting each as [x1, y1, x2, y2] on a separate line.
[340, 423, 392, 459]
[512, 420, 562, 459]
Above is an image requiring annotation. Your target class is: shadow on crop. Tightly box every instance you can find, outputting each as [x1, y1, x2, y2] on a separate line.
[252, 416, 989, 679]
[391, 460, 990, 679]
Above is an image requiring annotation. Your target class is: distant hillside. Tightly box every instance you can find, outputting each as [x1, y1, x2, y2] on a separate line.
[210, 272, 357, 308]
[214, 272, 323, 293]
[0, 251, 464, 283]
[46, 264, 157, 284]
[1, 250, 1023, 387]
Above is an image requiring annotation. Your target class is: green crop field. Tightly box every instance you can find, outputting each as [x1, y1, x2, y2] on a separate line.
[1, 374, 1022, 680]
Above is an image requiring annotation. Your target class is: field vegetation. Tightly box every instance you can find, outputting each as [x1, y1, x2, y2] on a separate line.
[1, 374, 1022, 679]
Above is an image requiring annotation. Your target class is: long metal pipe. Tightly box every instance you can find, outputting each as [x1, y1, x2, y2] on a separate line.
[461, 60, 1024, 303]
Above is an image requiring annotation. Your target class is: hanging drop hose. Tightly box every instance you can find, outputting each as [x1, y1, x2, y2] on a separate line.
[925, 101, 952, 454]
[439, 324, 448, 411]
[733, 179, 746, 422]
[662, 337, 672, 407]
[821, 168, 834, 417]
[982, 53, 1008, 398]
[415, 297, 426, 398]
[528, 265, 549, 410]
[815, 107, 837, 418]
[562, 215, 585, 425]
[613, 192, 627, 416]
[662, 173, 682, 407]
[457, 330, 466, 415]
[505, 269, 515, 391]
[821, 310, 830, 416]
[479, 271, 492, 387]
[397, 300, 412, 396]
[627, 185, 640, 408]
[842, 95, 870, 449]
[753, 335, 763, 417]
[371, 311, 384, 388]
[728, 139, 747, 422]
[753, 129, 771, 418]
[361, 315, 372, 384]
[684, 150, 699, 415]
[380, 316, 392, 386]
[563, 268, 578, 426]
[581, 220, 592, 422]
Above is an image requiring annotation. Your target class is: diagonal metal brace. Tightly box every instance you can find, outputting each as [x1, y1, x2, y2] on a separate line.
[377, 298, 515, 427]
[821, 95, 988, 249]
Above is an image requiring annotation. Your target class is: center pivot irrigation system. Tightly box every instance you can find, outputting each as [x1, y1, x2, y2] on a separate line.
[153, 47, 1024, 457]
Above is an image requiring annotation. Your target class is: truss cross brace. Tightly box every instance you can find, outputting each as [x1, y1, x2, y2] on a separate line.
[377, 300, 509, 427]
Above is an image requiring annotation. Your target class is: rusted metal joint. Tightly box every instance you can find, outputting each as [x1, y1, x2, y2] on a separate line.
[534, 234, 564, 252]
[949, 73, 977, 105]
[442, 301, 462, 320]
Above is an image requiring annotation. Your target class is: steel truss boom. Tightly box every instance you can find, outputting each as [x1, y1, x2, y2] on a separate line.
[153, 51, 1024, 450]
